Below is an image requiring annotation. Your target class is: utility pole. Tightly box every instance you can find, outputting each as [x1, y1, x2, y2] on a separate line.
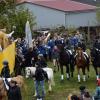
[87, 21, 91, 48]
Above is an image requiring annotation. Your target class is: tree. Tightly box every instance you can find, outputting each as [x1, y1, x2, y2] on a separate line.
[8, 7, 36, 37]
[0, 0, 36, 37]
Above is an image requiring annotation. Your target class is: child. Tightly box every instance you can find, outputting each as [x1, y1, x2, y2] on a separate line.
[1, 60, 10, 78]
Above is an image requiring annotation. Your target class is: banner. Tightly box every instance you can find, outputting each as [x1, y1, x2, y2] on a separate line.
[0, 42, 15, 73]
[25, 20, 33, 48]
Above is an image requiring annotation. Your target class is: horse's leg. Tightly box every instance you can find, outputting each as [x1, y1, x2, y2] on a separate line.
[48, 80, 52, 92]
[87, 64, 90, 78]
[82, 67, 86, 82]
[53, 59, 56, 73]
[60, 65, 64, 80]
[77, 67, 81, 82]
[56, 59, 60, 71]
[66, 64, 70, 80]
[33, 81, 37, 97]
[70, 61, 74, 78]
[0, 96, 2, 100]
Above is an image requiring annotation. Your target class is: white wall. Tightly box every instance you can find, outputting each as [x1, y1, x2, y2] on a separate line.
[19, 3, 65, 29]
[65, 11, 97, 28]
[18, 3, 97, 29]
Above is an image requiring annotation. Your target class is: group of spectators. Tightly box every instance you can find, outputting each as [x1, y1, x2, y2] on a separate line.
[14, 30, 86, 74]
[67, 79, 100, 100]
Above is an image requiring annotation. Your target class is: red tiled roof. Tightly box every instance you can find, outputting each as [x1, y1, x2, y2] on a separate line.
[18, 0, 97, 12]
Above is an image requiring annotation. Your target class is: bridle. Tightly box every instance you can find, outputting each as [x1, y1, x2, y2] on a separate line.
[26, 68, 33, 78]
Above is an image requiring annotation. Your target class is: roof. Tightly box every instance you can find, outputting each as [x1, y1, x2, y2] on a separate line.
[72, 0, 100, 6]
[18, 0, 97, 12]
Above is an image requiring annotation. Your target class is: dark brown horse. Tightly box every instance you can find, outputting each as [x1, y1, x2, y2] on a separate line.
[0, 79, 7, 100]
[75, 47, 89, 82]
[57, 44, 74, 81]
[91, 47, 100, 80]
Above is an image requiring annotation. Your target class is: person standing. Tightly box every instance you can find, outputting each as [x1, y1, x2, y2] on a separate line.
[4, 79, 22, 100]
[52, 45, 59, 72]
[93, 79, 100, 100]
[34, 62, 48, 100]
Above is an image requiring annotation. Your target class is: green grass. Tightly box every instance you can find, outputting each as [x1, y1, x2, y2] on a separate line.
[22, 62, 97, 100]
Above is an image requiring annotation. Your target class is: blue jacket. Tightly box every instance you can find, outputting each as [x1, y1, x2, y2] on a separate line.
[48, 39, 55, 50]
[37, 45, 46, 55]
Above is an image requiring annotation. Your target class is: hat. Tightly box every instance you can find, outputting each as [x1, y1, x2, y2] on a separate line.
[3, 60, 8, 65]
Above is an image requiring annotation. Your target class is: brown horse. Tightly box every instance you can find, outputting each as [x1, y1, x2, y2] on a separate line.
[0, 75, 26, 100]
[0, 79, 7, 100]
[75, 47, 89, 82]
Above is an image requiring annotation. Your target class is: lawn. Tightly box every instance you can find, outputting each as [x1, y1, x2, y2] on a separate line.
[22, 62, 97, 100]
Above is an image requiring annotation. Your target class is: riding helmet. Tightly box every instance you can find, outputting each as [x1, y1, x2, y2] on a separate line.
[3, 60, 8, 65]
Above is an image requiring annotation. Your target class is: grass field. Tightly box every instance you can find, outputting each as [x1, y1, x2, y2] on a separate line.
[22, 62, 97, 100]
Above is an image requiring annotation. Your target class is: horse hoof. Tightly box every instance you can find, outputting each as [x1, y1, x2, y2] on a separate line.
[48, 90, 52, 93]
[71, 75, 73, 78]
[53, 70, 56, 73]
[33, 94, 37, 97]
[78, 81, 81, 83]
[67, 78, 70, 80]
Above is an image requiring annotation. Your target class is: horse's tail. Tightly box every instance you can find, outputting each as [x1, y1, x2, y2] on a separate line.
[13, 75, 27, 94]
[18, 76, 27, 93]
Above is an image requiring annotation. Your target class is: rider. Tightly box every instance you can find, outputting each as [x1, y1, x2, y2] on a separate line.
[93, 36, 100, 50]
[3, 78, 22, 100]
[1, 60, 10, 78]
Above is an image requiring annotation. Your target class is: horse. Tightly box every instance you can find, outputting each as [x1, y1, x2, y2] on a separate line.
[91, 48, 100, 80]
[57, 44, 74, 81]
[75, 47, 90, 82]
[0, 75, 26, 100]
[25, 67, 55, 96]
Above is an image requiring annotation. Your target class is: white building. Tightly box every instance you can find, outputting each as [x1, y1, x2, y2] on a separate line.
[18, 0, 98, 29]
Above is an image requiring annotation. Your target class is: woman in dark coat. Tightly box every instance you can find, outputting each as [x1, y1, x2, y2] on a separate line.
[24, 48, 34, 67]
[4, 79, 22, 100]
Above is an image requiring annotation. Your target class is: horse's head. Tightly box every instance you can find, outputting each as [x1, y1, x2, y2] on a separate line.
[76, 47, 83, 60]
[25, 67, 31, 78]
[57, 44, 65, 53]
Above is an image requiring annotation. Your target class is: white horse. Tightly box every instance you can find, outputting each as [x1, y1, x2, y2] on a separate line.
[25, 67, 55, 95]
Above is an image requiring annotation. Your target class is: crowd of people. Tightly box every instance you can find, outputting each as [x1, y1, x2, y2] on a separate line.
[67, 79, 100, 100]
[0, 29, 100, 100]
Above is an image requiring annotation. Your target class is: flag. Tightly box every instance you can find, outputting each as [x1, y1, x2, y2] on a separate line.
[25, 20, 33, 48]
[0, 42, 15, 73]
